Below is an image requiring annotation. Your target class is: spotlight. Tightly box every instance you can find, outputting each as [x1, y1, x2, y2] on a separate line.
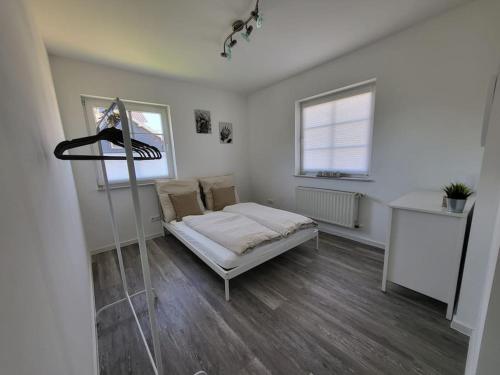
[221, 43, 232, 60]
[256, 13, 263, 29]
[241, 25, 253, 41]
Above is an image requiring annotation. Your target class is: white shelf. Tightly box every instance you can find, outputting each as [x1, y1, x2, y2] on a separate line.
[389, 190, 475, 218]
[383, 190, 475, 320]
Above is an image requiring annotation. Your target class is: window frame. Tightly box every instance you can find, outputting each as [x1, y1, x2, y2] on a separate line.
[294, 79, 376, 180]
[81, 95, 177, 189]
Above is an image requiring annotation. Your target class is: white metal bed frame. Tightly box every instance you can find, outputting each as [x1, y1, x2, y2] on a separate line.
[163, 221, 319, 301]
[93, 99, 163, 375]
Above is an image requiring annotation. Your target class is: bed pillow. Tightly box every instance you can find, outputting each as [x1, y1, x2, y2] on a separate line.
[155, 179, 204, 222]
[212, 186, 237, 211]
[199, 174, 239, 210]
[169, 191, 204, 221]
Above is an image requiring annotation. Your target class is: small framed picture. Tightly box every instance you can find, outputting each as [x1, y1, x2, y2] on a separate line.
[219, 122, 233, 144]
[194, 109, 211, 134]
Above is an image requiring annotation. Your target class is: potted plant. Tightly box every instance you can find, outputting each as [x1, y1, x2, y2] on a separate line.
[443, 183, 473, 213]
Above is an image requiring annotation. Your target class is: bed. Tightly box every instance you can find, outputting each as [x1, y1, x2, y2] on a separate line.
[162, 219, 318, 301]
[156, 175, 319, 301]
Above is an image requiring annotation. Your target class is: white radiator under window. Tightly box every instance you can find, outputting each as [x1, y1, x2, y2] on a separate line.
[296, 187, 362, 228]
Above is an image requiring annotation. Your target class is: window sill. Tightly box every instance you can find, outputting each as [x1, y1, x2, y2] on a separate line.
[97, 179, 172, 191]
[294, 174, 374, 182]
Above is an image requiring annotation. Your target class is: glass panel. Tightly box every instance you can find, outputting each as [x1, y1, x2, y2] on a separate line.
[132, 133, 166, 152]
[334, 92, 372, 123]
[332, 120, 369, 148]
[302, 149, 331, 171]
[91, 105, 170, 183]
[100, 140, 124, 154]
[102, 154, 169, 184]
[302, 146, 368, 174]
[102, 158, 128, 183]
[93, 107, 122, 130]
[130, 111, 163, 134]
[302, 92, 372, 129]
[330, 147, 369, 173]
[302, 126, 332, 149]
[134, 153, 169, 180]
[303, 120, 369, 151]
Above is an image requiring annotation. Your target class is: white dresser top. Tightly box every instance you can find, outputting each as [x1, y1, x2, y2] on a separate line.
[389, 190, 476, 218]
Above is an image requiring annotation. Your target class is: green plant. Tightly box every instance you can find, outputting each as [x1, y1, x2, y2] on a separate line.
[107, 112, 121, 127]
[443, 183, 473, 200]
[98, 111, 120, 127]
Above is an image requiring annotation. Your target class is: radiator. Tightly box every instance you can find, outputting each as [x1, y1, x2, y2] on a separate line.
[296, 187, 362, 228]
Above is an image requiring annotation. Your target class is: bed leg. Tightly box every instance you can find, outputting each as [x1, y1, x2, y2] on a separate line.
[315, 232, 319, 250]
[225, 279, 230, 301]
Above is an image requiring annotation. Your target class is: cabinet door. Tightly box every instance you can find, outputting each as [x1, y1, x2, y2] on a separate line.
[388, 209, 462, 302]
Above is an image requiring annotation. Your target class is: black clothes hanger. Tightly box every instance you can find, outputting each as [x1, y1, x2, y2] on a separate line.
[104, 128, 162, 159]
[54, 127, 162, 160]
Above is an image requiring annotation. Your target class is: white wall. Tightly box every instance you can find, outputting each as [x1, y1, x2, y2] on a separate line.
[49, 56, 250, 252]
[247, 0, 500, 249]
[476, 253, 500, 375]
[457, 64, 500, 336]
[0, 1, 96, 374]
[462, 71, 500, 374]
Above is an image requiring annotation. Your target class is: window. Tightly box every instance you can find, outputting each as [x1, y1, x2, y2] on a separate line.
[295, 80, 376, 178]
[82, 96, 176, 187]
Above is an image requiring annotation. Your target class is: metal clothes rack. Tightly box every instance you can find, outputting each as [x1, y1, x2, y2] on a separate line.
[94, 98, 163, 375]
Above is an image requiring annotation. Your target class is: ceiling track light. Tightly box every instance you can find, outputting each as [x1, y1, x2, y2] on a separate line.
[220, 0, 262, 59]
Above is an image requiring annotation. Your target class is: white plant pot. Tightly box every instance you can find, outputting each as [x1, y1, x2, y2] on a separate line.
[447, 198, 466, 213]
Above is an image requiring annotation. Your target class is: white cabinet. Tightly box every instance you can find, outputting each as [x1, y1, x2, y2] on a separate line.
[382, 191, 475, 319]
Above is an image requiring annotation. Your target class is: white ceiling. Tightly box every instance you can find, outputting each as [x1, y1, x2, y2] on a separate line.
[26, 0, 469, 93]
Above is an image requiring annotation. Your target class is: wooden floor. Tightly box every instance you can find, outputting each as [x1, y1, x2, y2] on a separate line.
[92, 232, 468, 375]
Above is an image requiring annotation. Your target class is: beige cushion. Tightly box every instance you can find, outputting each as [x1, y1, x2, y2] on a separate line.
[155, 179, 204, 222]
[212, 186, 237, 211]
[199, 174, 239, 210]
[169, 191, 204, 221]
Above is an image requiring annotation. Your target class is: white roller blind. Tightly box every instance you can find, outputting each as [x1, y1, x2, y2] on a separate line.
[299, 82, 375, 176]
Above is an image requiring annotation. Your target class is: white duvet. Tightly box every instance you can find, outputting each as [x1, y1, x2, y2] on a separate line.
[224, 202, 315, 237]
[182, 211, 280, 255]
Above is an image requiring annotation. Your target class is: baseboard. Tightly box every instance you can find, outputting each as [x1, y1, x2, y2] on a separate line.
[318, 224, 385, 249]
[90, 227, 383, 253]
[88, 256, 99, 375]
[90, 232, 164, 255]
[450, 318, 473, 336]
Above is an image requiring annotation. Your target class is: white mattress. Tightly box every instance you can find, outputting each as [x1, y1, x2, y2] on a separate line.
[164, 220, 317, 270]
